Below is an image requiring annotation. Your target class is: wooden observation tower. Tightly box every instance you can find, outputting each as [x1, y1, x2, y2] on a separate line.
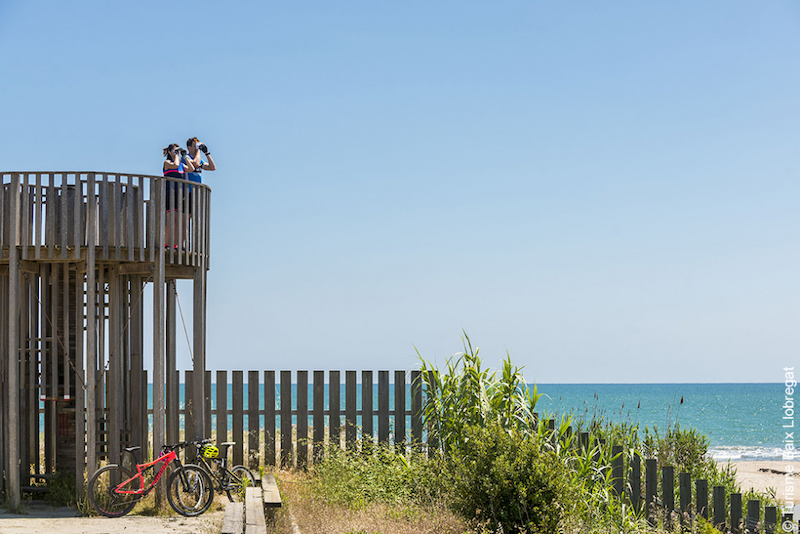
[0, 171, 211, 507]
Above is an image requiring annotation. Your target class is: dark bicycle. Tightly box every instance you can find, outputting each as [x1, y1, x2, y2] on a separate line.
[192, 439, 256, 502]
[87, 442, 214, 517]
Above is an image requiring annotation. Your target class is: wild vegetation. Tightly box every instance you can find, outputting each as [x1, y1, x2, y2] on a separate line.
[288, 333, 776, 534]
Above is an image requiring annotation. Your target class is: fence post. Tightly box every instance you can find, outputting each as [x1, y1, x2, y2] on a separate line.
[746, 499, 759, 533]
[394, 370, 406, 447]
[361, 371, 374, 451]
[280, 370, 292, 467]
[663, 466, 675, 529]
[611, 445, 624, 497]
[264, 371, 276, 466]
[764, 506, 776, 534]
[410, 370, 423, 449]
[232, 371, 244, 467]
[579, 432, 589, 452]
[248, 370, 260, 471]
[345, 371, 357, 450]
[329, 371, 341, 450]
[378, 371, 389, 443]
[713, 486, 726, 529]
[297, 371, 308, 468]
[679, 472, 691, 523]
[730, 493, 742, 534]
[695, 479, 708, 520]
[216, 370, 228, 444]
[313, 371, 324, 462]
[645, 458, 657, 526]
[629, 452, 641, 514]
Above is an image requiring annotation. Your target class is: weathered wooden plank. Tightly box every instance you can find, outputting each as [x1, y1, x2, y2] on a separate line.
[185, 370, 194, 446]
[61, 173, 69, 259]
[713, 486, 726, 528]
[62, 261, 70, 401]
[248, 370, 260, 470]
[645, 458, 657, 526]
[6, 172, 21, 508]
[204, 370, 212, 441]
[73, 174, 82, 260]
[220, 501, 244, 534]
[86, 173, 98, 478]
[100, 174, 109, 260]
[74, 265, 86, 498]
[629, 452, 641, 514]
[216, 370, 228, 444]
[264, 370, 275, 466]
[679, 472, 691, 521]
[663, 466, 675, 530]
[764, 506, 777, 533]
[166, 281, 178, 446]
[611, 445, 624, 497]
[746, 499, 759, 533]
[296, 370, 308, 468]
[730, 493, 742, 534]
[361, 371, 373, 446]
[152, 176, 166, 498]
[410, 370, 422, 446]
[696, 479, 708, 520]
[394, 370, 405, 445]
[378, 371, 389, 443]
[245, 487, 267, 534]
[232, 371, 244, 467]
[20, 174, 29, 258]
[108, 266, 121, 468]
[192, 261, 206, 440]
[329, 371, 340, 450]
[313, 371, 324, 462]
[262, 474, 282, 507]
[345, 371, 356, 450]
[280, 370, 292, 467]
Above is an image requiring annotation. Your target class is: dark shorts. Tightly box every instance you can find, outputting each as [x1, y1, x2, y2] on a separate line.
[165, 182, 192, 214]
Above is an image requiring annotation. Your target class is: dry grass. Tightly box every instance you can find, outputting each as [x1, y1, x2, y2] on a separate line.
[271, 470, 470, 534]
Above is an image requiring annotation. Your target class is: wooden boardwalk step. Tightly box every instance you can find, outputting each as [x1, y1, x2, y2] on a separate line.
[245, 486, 267, 534]
[220, 501, 243, 534]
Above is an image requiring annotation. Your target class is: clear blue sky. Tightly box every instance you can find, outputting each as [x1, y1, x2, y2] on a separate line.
[1, 1, 797, 382]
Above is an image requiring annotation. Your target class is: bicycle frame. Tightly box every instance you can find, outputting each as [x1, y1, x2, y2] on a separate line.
[114, 449, 179, 496]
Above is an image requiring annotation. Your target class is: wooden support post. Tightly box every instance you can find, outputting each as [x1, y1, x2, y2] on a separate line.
[248, 370, 260, 470]
[108, 266, 121, 470]
[192, 261, 207, 441]
[611, 445, 623, 497]
[645, 459, 657, 526]
[74, 266, 86, 497]
[166, 280, 178, 447]
[264, 371, 275, 466]
[280, 370, 292, 467]
[296, 370, 308, 468]
[152, 176, 166, 501]
[185, 370, 194, 445]
[6, 173, 21, 509]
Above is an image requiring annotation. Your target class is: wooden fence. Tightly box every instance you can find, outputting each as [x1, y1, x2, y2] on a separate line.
[145, 369, 791, 533]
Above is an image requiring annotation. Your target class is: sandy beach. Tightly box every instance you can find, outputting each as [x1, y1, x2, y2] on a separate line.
[726, 461, 799, 504]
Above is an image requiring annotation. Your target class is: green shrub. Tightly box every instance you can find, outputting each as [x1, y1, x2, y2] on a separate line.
[447, 422, 572, 534]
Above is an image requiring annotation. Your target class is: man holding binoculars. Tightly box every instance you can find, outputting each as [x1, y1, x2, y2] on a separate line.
[184, 137, 216, 182]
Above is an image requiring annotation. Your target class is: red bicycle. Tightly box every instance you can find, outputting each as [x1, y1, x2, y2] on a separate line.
[87, 441, 214, 517]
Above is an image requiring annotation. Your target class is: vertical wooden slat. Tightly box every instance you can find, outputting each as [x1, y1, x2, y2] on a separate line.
[6, 172, 21, 509]
[730, 493, 742, 534]
[410, 370, 422, 446]
[345, 371, 356, 450]
[713, 486, 726, 530]
[61, 173, 68, 259]
[280, 370, 292, 467]
[611, 445, 624, 497]
[645, 458, 657, 526]
[185, 370, 194, 445]
[297, 371, 308, 468]
[73, 174, 82, 260]
[361, 371, 373, 446]
[151, 176, 166, 498]
[264, 371, 275, 467]
[126, 176, 134, 261]
[232, 371, 244, 467]
[663, 466, 675, 529]
[204, 370, 212, 442]
[630, 452, 641, 514]
[48, 264, 58, 465]
[63, 263, 70, 400]
[746, 500, 759, 533]
[329, 371, 340, 450]
[75, 265, 86, 496]
[113, 177, 121, 260]
[166, 281, 178, 446]
[696, 479, 709, 520]
[378, 371, 389, 444]
[192, 261, 207, 442]
[21, 173, 29, 259]
[679, 472, 691, 523]
[248, 370, 260, 470]
[216, 371, 228, 444]
[394, 370, 405, 445]
[47, 175, 55, 258]
[100, 174, 109, 260]
[107, 267, 121, 468]
[313, 371, 324, 462]
[764, 506, 777, 534]
[85, 173, 97, 478]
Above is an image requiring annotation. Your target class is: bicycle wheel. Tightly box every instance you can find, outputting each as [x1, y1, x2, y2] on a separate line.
[226, 465, 257, 502]
[87, 465, 139, 517]
[166, 464, 214, 517]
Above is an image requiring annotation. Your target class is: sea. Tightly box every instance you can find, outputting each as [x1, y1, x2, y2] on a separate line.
[150, 382, 789, 462]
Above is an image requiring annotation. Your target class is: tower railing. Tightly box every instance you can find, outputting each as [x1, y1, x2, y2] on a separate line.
[0, 172, 211, 267]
